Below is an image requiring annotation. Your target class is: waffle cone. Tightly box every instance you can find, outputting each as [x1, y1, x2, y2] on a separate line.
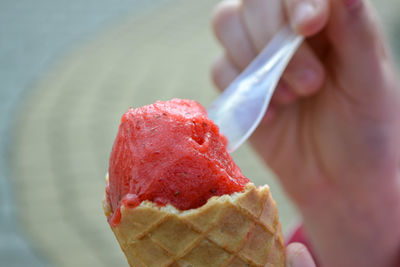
[103, 183, 285, 267]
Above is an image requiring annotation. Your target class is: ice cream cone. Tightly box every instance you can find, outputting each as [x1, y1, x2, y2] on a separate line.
[103, 183, 285, 267]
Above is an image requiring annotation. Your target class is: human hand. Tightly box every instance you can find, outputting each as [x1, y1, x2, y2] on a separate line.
[211, 0, 400, 266]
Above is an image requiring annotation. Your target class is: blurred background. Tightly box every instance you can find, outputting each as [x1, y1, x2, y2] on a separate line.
[1, 0, 399, 266]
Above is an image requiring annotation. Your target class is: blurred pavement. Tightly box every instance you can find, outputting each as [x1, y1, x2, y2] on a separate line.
[1, 1, 162, 266]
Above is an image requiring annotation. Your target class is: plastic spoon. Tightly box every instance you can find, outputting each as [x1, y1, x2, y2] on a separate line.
[208, 25, 303, 152]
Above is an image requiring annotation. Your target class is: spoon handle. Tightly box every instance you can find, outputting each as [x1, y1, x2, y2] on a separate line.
[209, 25, 303, 152]
[239, 26, 303, 83]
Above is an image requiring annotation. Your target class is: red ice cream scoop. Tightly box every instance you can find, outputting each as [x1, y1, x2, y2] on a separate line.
[106, 99, 249, 226]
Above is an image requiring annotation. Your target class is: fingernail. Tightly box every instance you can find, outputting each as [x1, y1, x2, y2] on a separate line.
[292, 2, 317, 29]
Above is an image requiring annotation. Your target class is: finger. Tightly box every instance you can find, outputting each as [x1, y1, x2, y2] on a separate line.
[241, 0, 285, 52]
[282, 43, 325, 96]
[284, 0, 330, 36]
[212, 0, 257, 69]
[211, 54, 240, 91]
[271, 81, 299, 105]
[286, 243, 316, 267]
[326, 0, 390, 94]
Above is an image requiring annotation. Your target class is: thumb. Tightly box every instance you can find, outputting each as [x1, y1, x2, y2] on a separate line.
[326, 0, 391, 95]
[286, 243, 316, 267]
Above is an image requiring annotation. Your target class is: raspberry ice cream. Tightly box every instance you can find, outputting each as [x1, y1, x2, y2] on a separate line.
[106, 99, 249, 226]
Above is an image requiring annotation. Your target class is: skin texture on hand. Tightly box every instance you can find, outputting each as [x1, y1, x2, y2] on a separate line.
[211, 0, 400, 266]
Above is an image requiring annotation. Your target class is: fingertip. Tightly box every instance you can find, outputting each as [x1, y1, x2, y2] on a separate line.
[296, 7, 328, 37]
[288, 0, 329, 37]
[282, 43, 326, 96]
[286, 243, 316, 267]
[295, 66, 325, 96]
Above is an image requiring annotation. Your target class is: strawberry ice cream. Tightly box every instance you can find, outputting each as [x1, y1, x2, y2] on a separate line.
[106, 99, 249, 226]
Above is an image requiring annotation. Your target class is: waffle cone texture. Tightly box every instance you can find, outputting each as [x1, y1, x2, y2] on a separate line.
[103, 183, 285, 267]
